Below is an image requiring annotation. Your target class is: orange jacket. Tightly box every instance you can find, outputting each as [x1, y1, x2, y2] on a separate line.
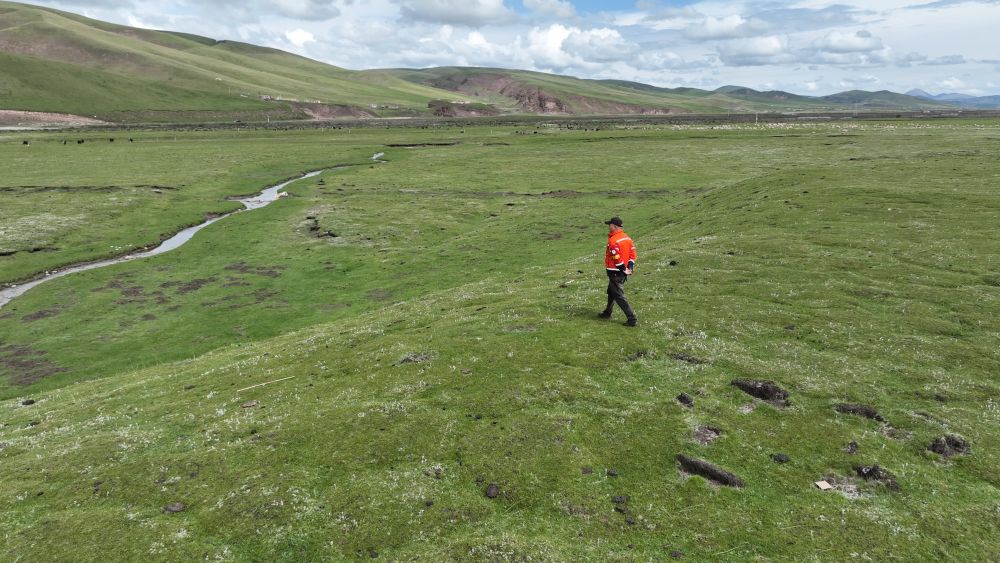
[606, 230, 637, 272]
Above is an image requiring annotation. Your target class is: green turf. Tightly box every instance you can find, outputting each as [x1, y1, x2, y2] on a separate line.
[1, 119, 998, 560]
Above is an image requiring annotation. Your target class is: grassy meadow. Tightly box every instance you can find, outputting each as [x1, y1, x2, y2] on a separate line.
[1, 119, 999, 560]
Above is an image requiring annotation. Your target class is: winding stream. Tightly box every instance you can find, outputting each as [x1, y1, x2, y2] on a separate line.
[0, 170, 324, 309]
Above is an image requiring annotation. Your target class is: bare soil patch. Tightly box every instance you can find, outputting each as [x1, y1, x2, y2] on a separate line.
[693, 425, 723, 445]
[367, 289, 393, 301]
[835, 403, 886, 423]
[731, 379, 790, 406]
[22, 308, 61, 322]
[854, 464, 899, 491]
[0, 110, 107, 128]
[224, 262, 285, 278]
[385, 142, 459, 148]
[676, 454, 744, 487]
[161, 277, 217, 294]
[0, 343, 67, 385]
[928, 435, 971, 458]
[670, 352, 706, 365]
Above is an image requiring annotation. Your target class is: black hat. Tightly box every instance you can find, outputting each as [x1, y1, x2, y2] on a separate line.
[604, 216, 623, 226]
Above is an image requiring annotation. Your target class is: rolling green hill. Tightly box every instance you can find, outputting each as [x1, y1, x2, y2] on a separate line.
[382, 68, 955, 115]
[819, 90, 950, 110]
[0, 1, 468, 121]
[0, 1, 956, 123]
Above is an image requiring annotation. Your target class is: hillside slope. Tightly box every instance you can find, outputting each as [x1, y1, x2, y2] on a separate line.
[0, 1, 466, 120]
[383, 67, 954, 115]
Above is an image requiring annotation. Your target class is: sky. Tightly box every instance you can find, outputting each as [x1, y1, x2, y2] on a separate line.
[26, 0, 1000, 96]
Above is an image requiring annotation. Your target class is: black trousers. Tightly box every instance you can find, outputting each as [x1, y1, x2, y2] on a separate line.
[604, 270, 636, 321]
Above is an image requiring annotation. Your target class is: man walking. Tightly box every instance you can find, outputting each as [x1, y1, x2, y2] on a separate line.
[599, 216, 637, 327]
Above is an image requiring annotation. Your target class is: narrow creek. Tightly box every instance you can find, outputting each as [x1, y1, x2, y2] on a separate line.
[0, 170, 324, 309]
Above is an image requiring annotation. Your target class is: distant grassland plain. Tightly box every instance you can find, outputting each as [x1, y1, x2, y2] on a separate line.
[1, 120, 999, 560]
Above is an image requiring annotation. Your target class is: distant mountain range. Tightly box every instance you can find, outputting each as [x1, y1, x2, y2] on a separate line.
[905, 89, 1000, 109]
[0, 1, 990, 123]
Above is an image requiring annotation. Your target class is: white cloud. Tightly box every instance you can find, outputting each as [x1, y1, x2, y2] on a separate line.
[563, 28, 637, 63]
[285, 28, 315, 47]
[839, 74, 882, 88]
[813, 30, 884, 53]
[685, 15, 770, 40]
[717, 36, 792, 66]
[395, 0, 516, 26]
[523, 0, 575, 19]
[937, 76, 965, 89]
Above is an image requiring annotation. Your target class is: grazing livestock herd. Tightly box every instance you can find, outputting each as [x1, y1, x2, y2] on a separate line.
[23, 137, 135, 146]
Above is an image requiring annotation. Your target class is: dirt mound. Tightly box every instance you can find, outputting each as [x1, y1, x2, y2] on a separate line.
[928, 435, 971, 457]
[854, 464, 899, 491]
[676, 393, 694, 408]
[693, 426, 722, 445]
[676, 454, 744, 487]
[731, 379, 789, 406]
[670, 353, 706, 365]
[835, 403, 886, 422]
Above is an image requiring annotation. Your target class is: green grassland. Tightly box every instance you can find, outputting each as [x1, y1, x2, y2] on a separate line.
[1, 120, 999, 560]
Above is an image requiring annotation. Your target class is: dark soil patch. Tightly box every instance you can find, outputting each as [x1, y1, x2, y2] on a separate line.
[693, 425, 722, 445]
[628, 350, 655, 361]
[928, 435, 971, 457]
[367, 289, 393, 301]
[397, 353, 430, 365]
[163, 502, 186, 513]
[485, 483, 500, 498]
[385, 142, 459, 148]
[670, 352, 706, 365]
[538, 190, 582, 198]
[141, 314, 157, 321]
[0, 343, 68, 385]
[676, 454, 744, 488]
[835, 403, 886, 423]
[676, 393, 694, 408]
[22, 308, 61, 322]
[93, 279, 169, 305]
[224, 262, 285, 278]
[222, 276, 252, 288]
[771, 453, 790, 464]
[731, 379, 790, 406]
[542, 232, 563, 240]
[854, 464, 899, 491]
[161, 277, 217, 294]
[843, 441, 859, 454]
